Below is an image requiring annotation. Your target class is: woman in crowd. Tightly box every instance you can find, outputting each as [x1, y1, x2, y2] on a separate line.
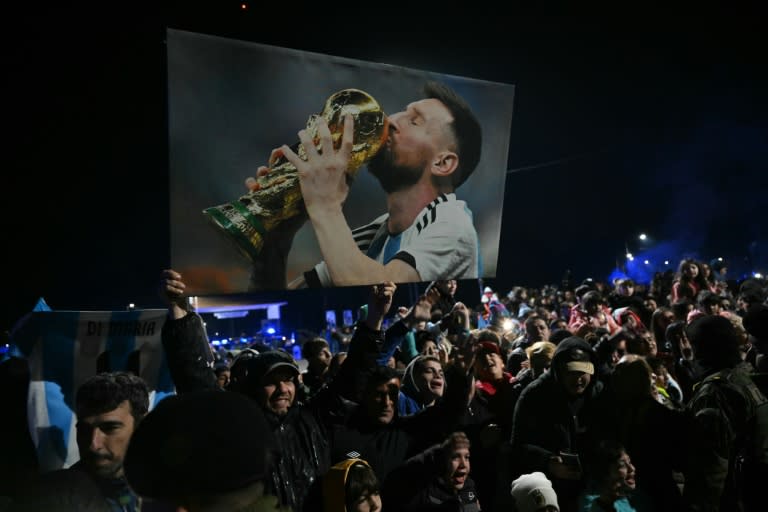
[671, 259, 705, 303]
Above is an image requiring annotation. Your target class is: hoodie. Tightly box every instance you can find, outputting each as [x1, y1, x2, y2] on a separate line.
[399, 356, 446, 416]
[510, 337, 604, 507]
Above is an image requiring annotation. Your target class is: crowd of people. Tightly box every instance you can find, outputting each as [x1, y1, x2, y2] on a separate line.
[1, 256, 767, 512]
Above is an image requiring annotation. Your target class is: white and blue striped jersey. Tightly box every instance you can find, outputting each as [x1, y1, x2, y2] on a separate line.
[306, 193, 481, 286]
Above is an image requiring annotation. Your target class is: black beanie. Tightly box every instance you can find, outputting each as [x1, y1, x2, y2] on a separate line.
[124, 390, 276, 501]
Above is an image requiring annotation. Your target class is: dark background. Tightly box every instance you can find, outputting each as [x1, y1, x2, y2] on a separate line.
[4, 5, 767, 334]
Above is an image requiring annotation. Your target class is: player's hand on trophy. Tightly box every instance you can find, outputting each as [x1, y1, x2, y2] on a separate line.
[243, 147, 289, 191]
[207, 89, 386, 291]
[244, 155, 311, 243]
[280, 114, 354, 217]
[244, 152, 309, 291]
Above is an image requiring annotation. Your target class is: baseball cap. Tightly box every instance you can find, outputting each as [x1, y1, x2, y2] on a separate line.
[476, 341, 501, 356]
[228, 350, 299, 397]
[249, 350, 300, 381]
[561, 345, 594, 375]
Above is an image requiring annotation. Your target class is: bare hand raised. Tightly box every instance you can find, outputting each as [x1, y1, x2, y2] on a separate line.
[160, 269, 190, 319]
[366, 281, 397, 330]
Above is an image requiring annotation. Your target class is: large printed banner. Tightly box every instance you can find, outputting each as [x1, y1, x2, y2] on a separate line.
[168, 29, 515, 294]
[11, 309, 174, 472]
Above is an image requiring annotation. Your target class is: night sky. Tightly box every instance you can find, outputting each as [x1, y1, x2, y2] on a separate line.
[4, 5, 767, 333]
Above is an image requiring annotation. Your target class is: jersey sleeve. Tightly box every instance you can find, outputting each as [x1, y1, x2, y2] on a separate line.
[305, 213, 389, 288]
[393, 204, 479, 281]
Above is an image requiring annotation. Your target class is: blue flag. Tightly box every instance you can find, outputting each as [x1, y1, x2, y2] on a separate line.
[11, 308, 174, 471]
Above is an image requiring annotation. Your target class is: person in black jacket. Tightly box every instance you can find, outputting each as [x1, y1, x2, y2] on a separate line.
[159, 270, 472, 511]
[384, 431, 481, 511]
[160, 269, 331, 512]
[323, 284, 475, 489]
[508, 337, 604, 512]
[683, 315, 768, 512]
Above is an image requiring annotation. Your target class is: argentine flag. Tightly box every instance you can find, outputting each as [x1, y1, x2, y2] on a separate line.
[11, 307, 175, 472]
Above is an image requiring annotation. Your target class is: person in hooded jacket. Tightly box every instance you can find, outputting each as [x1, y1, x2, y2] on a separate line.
[508, 337, 605, 512]
[384, 431, 481, 511]
[399, 354, 446, 416]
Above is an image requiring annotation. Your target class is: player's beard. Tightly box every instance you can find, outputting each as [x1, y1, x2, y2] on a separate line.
[367, 145, 423, 194]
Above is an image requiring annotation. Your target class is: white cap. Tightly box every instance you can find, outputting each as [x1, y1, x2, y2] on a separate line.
[510, 472, 559, 512]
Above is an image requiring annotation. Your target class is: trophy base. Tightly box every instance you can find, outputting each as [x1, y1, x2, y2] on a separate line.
[203, 201, 268, 263]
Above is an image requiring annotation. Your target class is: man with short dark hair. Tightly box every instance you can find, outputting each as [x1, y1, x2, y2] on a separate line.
[11, 372, 149, 512]
[74, 372, 149, 480]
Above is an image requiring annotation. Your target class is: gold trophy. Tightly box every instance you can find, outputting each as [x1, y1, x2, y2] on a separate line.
[203, 89, 388, 262]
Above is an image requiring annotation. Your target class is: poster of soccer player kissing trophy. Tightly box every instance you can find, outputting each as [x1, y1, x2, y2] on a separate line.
[167, 29, 514, 294]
